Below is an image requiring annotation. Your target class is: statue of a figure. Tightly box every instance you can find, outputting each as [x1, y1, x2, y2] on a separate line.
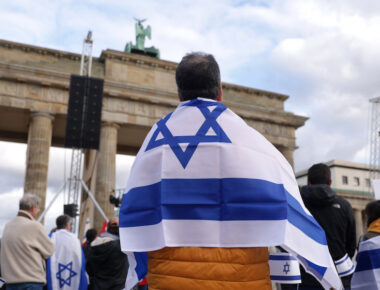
[135, 19, 151, 50]
[125, 18, 160, 59]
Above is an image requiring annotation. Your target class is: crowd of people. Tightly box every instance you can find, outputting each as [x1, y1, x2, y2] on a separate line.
[0, 194, 146, 290]
[0, 52, 379, 290]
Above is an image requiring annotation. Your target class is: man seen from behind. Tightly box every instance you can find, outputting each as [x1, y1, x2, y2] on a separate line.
[0, 193, 55, 290]
[300, 163, 356, 289]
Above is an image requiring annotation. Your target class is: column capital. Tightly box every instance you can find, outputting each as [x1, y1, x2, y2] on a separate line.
[101, 122, 120, 129]
[30, 110, 55, 121]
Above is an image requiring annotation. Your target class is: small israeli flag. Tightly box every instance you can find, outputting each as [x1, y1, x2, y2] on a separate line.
[351, 235, 380, 289]
[81, 218, 90, 243]
[0, 277, 5, 287]
[269, 253, 301, 284]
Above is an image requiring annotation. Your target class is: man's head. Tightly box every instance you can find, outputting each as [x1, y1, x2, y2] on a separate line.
[19, 193, 41, 218]
[107, 217, 119, 235]
[365, 200, 380, 227]
[56, 215, 72, 230]
[176, 52, 222, 102]
[307, 163, 332, 186]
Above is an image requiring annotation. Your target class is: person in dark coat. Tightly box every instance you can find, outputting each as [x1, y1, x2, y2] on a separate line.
[86, 218, 128, 290]
[82, 228, 97, 260]
[299, 163, 356, 289]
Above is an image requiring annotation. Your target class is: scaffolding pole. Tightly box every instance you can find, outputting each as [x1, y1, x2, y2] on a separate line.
[369, 97, 380, 186]
[66, 31, 93, 233]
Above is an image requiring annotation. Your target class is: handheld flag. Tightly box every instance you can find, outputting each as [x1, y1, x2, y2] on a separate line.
[119, 98, 342, 290]
[269, 253, 301, 284]
[47, 229, 88, 290]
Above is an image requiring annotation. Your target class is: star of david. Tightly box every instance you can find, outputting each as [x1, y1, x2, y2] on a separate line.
[283, 262, 290, 275]
[146, 99, 231, 168]
[56, 261, 77, 288]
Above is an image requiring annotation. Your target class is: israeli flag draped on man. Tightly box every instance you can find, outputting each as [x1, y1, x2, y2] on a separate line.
[119, 97, 342, 290]
[47, 229, 88, 290]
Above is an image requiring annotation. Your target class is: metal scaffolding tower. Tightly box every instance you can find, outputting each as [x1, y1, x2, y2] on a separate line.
[66, 31, 93, 232]
[369, 96, 380, 183]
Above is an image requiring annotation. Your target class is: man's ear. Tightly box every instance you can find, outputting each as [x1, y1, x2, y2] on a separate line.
[217, 84, 223, 102]
[328, 180, 332, 186]
[307, 179, 310, 185]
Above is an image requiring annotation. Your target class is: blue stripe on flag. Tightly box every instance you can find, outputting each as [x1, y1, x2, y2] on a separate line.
[355, 248, 380, 272]
[134, 252, 148, 281]
[286, 192, 327, 245]
[270, 275, 301, 281]
[270, 255, 297, 261]
[339, 265, 355, 276]
[299, 256, 328, 278]
[46, 257, 52, 290]
[120, 178, 327, 245]
[79, 250, 88, 290]
[335, 255, 349, 266]
[46, 232, 53, 290]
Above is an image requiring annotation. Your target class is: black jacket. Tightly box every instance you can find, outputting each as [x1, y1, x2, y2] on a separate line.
[299, 184, 356, 288]
[86, 234, 128, 290]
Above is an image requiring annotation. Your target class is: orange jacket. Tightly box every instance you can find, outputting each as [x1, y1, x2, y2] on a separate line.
[147, 246, 271, 290]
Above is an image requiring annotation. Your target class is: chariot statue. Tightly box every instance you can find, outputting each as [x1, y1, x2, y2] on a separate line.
[125, 18, 160, 58]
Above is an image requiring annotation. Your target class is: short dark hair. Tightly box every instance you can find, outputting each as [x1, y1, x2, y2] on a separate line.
[307, 163, 331, 185]
[85, 228, 98, 243]
[107, 217, 119, 235]
[176, 52, 221, 101]
[56, 215, 71, 230]
[365, 200, 380, 227]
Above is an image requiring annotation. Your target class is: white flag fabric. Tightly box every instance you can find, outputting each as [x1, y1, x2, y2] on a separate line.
[351, 235, 380, 289]
[81, 218, 90, 243]
[47, 229, 88, 290]
[119, 98, 342, 290]
[125, 252, 148, 289]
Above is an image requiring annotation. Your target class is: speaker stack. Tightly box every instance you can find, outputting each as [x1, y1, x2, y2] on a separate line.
[64, 75, 104, 150]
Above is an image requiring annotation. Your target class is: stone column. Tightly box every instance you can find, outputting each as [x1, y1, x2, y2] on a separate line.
[279, 146, 295, 168]
[94, 123, 119, 230]
[24, 111, 54, 215]
[354, 208, 364, 242]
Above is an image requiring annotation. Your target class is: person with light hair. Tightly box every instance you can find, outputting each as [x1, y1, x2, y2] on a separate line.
[0, 193, 55, 290]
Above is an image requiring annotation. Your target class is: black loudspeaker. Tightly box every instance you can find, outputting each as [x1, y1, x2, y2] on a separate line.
[64, 75, 104, 149]
[65, 75, 86, 148]
[64, 203, 79, 218]
[82, 77, 104, 149]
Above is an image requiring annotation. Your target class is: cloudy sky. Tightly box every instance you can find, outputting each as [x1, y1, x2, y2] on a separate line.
[0, 0, 378, 235]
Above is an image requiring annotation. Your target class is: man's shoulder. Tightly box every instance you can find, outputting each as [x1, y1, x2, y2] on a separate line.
[334, 195, 352, 208]
[55, 229, 80, 240]
[5, 215, 40, 230]
[91, 235, 120, 248]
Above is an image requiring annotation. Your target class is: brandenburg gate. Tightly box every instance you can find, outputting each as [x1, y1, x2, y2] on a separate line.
[0, 39, 307, 231]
